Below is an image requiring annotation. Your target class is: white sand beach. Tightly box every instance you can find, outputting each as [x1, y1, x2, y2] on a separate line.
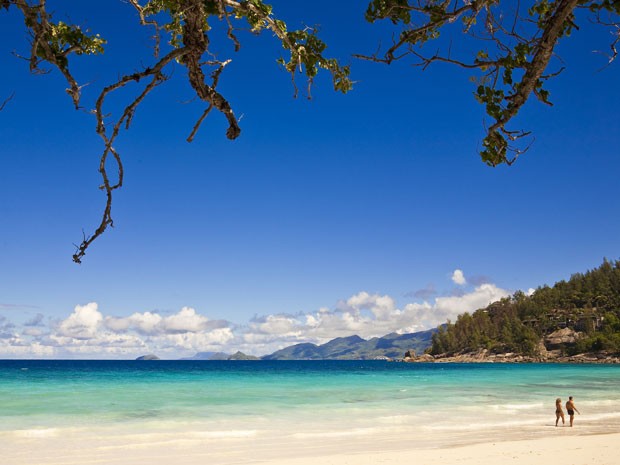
[271, 433, 620, 465]
[3, 430, 619, 465]
[273, 433, 620, 465]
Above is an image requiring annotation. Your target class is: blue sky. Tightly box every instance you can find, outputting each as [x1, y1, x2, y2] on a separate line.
[1, 2, 619, 358]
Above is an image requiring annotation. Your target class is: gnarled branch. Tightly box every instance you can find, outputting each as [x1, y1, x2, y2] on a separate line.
[359, 0, 616, 166]
[6, 0, 351, 262]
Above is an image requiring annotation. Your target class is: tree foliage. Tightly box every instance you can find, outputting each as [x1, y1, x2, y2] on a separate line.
[2, 1, 618, 262]
[358, 0, 619, 166]
[2, 0, 352, 263]
[430, 259, 620, 356]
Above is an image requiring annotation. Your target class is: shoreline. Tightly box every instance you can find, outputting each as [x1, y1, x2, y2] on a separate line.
[3, 429, 618, 465]
[404, 349, 620, 363]
[3, 361, 619, 464]
[262, 432, 620, 465]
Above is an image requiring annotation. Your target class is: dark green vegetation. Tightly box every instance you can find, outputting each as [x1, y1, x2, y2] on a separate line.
[3, 1, 618, 261]
[431, 259, 620, 356]
[262, 330, 436, 360]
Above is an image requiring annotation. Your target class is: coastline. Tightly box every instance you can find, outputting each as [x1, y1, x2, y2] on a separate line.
[404, 349, 620, 363]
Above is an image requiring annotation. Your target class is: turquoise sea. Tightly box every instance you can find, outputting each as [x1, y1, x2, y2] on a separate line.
[2, 361, 620, 463]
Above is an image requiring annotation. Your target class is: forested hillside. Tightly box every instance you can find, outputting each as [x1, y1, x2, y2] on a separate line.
[430, 259, 620, 356]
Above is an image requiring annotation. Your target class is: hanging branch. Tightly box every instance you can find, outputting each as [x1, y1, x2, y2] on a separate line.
[358, 0, 618, 166]
[483, 0, 579, 165]
[72, 50, 184, 263]
[6, 0, 352, 263]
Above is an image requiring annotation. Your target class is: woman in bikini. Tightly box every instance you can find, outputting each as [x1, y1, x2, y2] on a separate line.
[555, 397, 565, 426]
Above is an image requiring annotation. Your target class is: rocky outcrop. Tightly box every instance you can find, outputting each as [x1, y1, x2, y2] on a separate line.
[428, 349, 546, 363]
[544, 328, 582, 349]
[405, 348, 620, 364]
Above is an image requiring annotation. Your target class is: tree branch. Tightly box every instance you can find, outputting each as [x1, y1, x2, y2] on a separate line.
[0, 92, 14, 111]
[72, 49, 185, 263]
[8, 0, 350, 262]
[484, 0, 580, 165]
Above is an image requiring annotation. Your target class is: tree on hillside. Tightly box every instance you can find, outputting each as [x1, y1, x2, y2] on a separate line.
[430, 259, 620, 356]
[2, 1, 618, 262]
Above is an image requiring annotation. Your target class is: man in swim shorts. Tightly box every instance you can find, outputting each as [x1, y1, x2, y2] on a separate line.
[565, 396, 580, 427]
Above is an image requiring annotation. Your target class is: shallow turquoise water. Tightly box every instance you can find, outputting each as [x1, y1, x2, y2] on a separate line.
[1, 360, 619, 448]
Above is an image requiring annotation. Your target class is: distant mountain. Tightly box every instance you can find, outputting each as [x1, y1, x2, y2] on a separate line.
[262, 329, 436, 360]
[135, 354, 160, 360]
[179, 351, 223, 360]
[180, 351, 259, 361]
[228, 351, 260, 360]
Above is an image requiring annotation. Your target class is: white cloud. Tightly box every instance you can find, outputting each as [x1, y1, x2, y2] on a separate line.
[57, 303, 103, 339]
[0, 271, 517, 359]
[299, 284, 507, 343]
[433, 283, 510, 323]
[0, 339, 55, 357]
[237, 283, 510, 353]
[105, 311, 162, 334]
[162, 307, 209, 333]
[451, 269, 466, 285]
[162, 328, 234, 351]
[22, 327, 45, 337]
[6, 305, 236, 359]
[345, 292, 396, 320]
[253, 314, 301, 336]
[105, 307, 211, 335]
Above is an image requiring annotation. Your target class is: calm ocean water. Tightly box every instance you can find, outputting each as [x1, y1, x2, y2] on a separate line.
[2, 360, 620, 457]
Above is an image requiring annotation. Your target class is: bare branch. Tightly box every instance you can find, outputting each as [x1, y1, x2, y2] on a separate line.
[0, 92, 15, 111]
[128, 0, 163, 57]
[8, 0, 350, 262]
[593, 24, 620, 69]
[73, 49, 184, 263]
[217, 0, 241, 52]
[187, 104, 214, 142]
[186, 58, 231, 142]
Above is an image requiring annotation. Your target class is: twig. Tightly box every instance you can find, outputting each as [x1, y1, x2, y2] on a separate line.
[0, 92, 15, 111]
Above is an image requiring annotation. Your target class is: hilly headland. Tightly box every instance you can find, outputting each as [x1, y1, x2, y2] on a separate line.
[423, 258, 620, 363]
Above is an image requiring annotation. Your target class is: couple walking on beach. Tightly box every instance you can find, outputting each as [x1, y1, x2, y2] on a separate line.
[555, 396, 580, 427]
